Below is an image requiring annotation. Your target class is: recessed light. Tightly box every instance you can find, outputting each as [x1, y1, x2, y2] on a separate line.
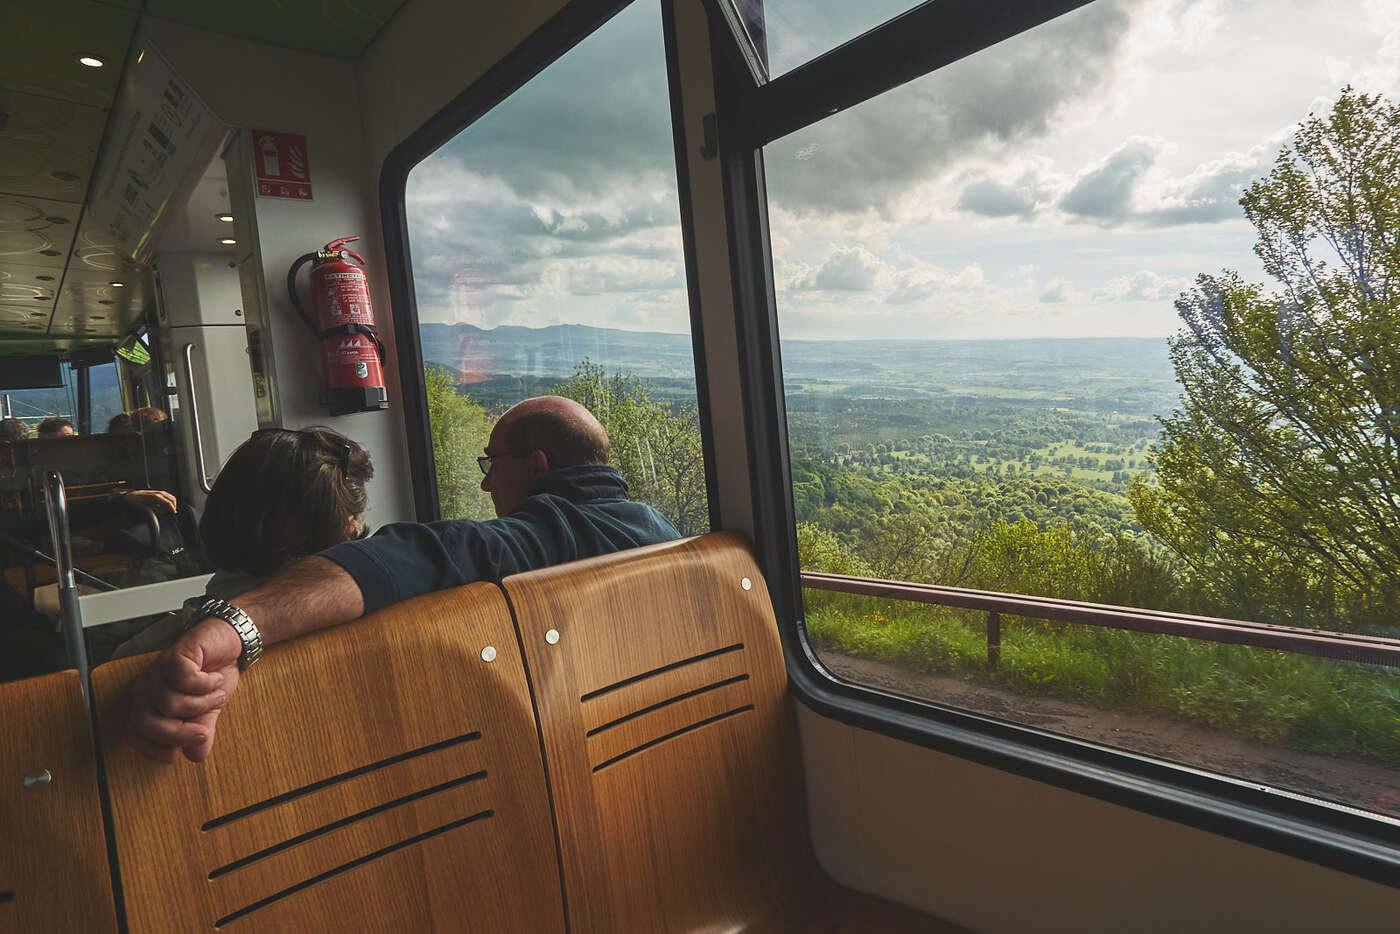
[36, 275, 55, 282]
[219, 238, 236, 245]
[45, 216, 69, 225]
[33, 295, 47, 300]
[216, 213, 234, 223]
[98, 300, 114, 305]
[30, 312, 46, 318]
[51, 171, 80, 182]
[110, 281, 126, 288]
[40, 249, 61, 257]
[91, 315, 106, 320]
[77, 54, 105, 68]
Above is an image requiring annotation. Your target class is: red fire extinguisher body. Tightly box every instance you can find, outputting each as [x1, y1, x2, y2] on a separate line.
[289, 237, 390, 416]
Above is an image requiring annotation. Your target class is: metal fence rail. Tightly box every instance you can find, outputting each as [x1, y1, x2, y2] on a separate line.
[800, 571, 1400, 670]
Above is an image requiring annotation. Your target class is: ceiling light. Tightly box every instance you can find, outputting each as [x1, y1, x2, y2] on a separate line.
[51, 171, 80, 182]
[219, 237, 236, 245]
[98, 299, 115, 305]
[36, 275, 55, 282]
[77, 54, 106, 68]
[40, 249, 61, 257]
[45, 216, 69, 225]
[216, 213, 234, 223]
[110, 281, 126, 288]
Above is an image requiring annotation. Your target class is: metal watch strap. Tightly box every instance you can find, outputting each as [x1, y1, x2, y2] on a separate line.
[195, 598, 263, 670]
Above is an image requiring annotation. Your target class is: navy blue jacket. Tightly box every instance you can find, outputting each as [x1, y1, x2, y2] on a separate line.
[321, 465, 680, 615]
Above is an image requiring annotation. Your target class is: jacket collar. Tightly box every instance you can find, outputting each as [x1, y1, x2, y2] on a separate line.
[524, 464, 629, 504]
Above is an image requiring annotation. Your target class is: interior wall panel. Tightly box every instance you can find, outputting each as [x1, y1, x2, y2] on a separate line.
[797, 704, 1400, 933]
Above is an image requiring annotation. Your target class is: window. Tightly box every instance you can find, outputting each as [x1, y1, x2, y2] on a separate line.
[401, 1, 708, 534]
[761, 1, 1400, 820]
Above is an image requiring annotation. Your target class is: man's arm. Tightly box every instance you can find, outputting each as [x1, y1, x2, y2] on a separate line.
[127, 556, 363, 763]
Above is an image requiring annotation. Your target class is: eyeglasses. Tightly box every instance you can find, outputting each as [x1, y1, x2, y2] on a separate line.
[477, 452, 515, 475]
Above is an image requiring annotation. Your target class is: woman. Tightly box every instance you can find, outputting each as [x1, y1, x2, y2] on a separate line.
[112, 427, 372, 658]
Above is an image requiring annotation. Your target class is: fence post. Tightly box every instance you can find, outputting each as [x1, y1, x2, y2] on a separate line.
[987, 611, 1000, 669]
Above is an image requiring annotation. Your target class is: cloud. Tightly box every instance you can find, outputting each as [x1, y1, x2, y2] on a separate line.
[1060, 137, 1160, 221]
[1093, 269, 1189, 301]
[763, 0, 1136, 216]
[799, 246, 889, 291]
[956, 178, 1041, 219]
[1059, 133, 1282, 227]
[1040, 279, 1071, 303]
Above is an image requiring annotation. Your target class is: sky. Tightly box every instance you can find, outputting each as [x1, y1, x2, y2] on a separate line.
[404, 0, 1400, 343]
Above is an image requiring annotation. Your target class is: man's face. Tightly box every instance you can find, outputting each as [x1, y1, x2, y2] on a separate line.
[480, 421, 538, 517]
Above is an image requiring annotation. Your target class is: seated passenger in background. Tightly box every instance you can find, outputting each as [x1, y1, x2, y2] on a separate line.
[106, 413, 136, 434]
[132, 406, 168, 430]
[111, 427, 373, 658]
[0, 418, 30, 441]
[128, 396, 680, 763]
[36, 417, 75, 438]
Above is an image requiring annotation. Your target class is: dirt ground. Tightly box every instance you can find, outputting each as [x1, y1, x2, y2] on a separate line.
[818, 649, 1400, 819]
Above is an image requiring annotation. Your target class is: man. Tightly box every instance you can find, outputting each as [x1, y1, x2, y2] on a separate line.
[128, 396, 680, 763]
[36, 417, 75, 438]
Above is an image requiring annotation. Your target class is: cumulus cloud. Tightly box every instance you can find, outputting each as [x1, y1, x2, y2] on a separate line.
[1093, 269, 1189, 301]
[799, 246, 889, 291]
[1059, 134, 1281, 227]
[1040, 279, 1071, 303]
[1060, 138, 1159, 220]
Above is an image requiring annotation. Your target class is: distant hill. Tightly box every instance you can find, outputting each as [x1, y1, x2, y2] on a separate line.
[419, 322, 1178, 416]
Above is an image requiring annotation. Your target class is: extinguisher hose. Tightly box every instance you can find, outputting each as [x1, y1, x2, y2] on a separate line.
[286, 252, 323, 337]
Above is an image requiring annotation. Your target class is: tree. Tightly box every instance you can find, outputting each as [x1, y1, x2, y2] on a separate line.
[1130, 88, 1400, 630]
[551, 360, 709, 535]
[424, 366, 496, 521]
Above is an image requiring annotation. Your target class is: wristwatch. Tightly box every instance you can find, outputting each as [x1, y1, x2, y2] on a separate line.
[194, 598, 263, 670]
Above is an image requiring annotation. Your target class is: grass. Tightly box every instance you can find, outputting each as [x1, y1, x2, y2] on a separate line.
[803, 593, 1400, 766]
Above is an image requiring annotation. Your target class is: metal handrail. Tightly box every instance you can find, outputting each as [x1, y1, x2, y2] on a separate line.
[800, 571, 1400, 669]
[43, 470, 93, 690]
[183, 342, 214, 494]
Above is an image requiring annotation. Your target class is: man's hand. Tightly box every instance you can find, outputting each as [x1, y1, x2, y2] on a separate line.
[128, 619, 241, 763]
[123, 489, 178, 514]
[123, 556, 365, 763]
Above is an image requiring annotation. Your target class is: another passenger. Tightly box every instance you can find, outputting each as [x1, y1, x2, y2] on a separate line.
[110, 427, 372, 658]
[36, 417, 75, 438]
[128, 396, 680, 762]
[106, 413, 136, 434]
[0, 418, 30, 442]
[131, 406, 168, 430]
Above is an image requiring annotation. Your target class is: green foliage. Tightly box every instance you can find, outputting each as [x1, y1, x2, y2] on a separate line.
[1131, 88, 1400, 631]
[424, 366, 495, 521]
[551, 360, 708, 535]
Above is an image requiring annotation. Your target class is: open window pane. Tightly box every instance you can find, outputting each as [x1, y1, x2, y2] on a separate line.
[403, 1, 708, 535]
[765, 0, 1400, 818]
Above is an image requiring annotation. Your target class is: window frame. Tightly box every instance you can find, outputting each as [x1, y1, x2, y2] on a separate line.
[378, 0, 721, 526]
[702, 0, 1400, 888]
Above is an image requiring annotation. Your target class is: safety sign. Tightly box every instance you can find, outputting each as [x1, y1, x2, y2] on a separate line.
[253, 130, 313, 200]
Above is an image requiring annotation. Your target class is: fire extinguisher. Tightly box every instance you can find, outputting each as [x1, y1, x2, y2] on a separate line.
[287, 236, 390, 416]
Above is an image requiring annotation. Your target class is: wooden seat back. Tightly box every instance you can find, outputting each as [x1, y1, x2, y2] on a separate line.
[0, 669, 118, 931]
[501, 532, 817, 933]
[92, 583, 565, 933]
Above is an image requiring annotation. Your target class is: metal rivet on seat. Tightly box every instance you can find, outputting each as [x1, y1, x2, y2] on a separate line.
[481, 645, 497, 662]
[23, 769, 52, 790]
[545, 628, 560, 645]
[741, 577, 752, 591]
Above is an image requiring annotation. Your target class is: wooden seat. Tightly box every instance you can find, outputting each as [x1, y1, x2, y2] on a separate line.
[502, 532, 956, 933]
[92, 583, 565, 933]
[0, 669, 118, 931]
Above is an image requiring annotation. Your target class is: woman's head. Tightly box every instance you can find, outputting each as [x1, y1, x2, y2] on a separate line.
[200, 427, 373, 576]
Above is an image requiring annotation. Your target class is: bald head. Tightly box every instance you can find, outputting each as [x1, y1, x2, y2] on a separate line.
[498, 395, 609, 468]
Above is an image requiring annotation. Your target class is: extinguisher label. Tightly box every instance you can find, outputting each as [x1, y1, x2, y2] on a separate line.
[316, 269, 375, 330]
[324, 336, 384, 389]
